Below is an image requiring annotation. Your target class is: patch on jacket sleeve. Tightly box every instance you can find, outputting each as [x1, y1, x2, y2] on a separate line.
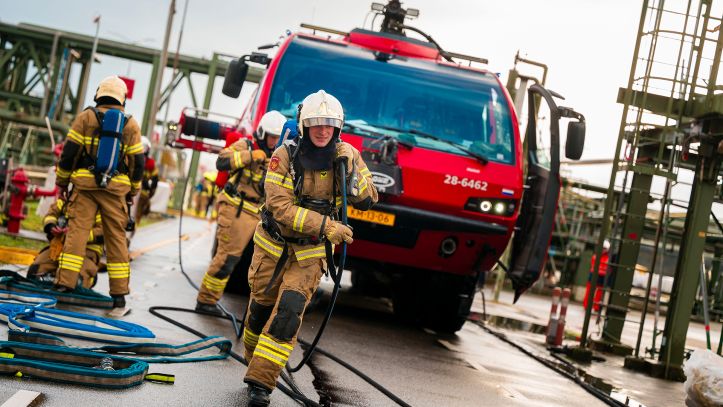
[269, 156, 280, 171]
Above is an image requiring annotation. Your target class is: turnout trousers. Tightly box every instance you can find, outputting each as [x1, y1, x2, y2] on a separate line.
[30, 247, 101, 289]
[55, 189, 130, 296]
[196, 200, 259, 305]
[242, 242, 324, 391]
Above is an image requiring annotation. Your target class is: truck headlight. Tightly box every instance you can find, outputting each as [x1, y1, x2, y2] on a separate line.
[465, 198, 516, 217]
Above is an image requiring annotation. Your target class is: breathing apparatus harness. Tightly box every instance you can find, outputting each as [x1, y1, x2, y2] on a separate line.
[259, 136, 343, 295]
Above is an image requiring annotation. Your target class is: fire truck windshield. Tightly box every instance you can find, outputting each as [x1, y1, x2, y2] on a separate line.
[267, 36, 515, 165]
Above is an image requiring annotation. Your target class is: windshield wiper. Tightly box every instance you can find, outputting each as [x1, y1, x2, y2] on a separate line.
[369, 124, 489, 164]
[342, 122, 414, 149]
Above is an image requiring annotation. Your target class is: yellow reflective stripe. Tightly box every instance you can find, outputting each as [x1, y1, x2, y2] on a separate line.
[242, 169, 252, 177]
[132, 181, 142, 189]
[265, 172, 294, 190]
[145, 374, 175, 383]
[253, 348, 286, 367]
[113, 174, 131, 186]
[299, 208, 310, 232]
[253, 232, 282, 258]
[71, 169, 131, 186]
[257, 339, 291, 358]
[0, 352, 14, 359]
[56, 200, 64, 210]
[295, 246, 326, 261]
[233, 151, 243, 168]
[222, 190, 241, 206]
[359, 177, 368, 194]
[244, 328, 260, 348]
[87, 244, 103, 255]
[95, 213, 102, 223]
[58, 254, 82, 272]
[106, 263, 130, 278]
[87, 230, 94, 242]
[244, 328, 259, 340]
[125, 143, 143, 155]
[59, 253, 83, 262]
[107, 262, 130, 267]
[67, 129, 83, 144]
[56, 168, 71, 179]
[44, 216, 58, 225]
[260, 334, 293, 351]
[82, 136, 99, 146]
[243, 201, 260, 214]
[202, 274, 229, 291]
[360, 167, 371, 177]
[292, 208, 305, 232]
[256, 343, 290, 362]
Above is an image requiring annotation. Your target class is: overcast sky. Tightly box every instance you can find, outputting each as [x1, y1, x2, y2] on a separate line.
[3, 0, 713, 210]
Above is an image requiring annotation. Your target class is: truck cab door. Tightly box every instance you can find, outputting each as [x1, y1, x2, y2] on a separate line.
[507, 84, 585, 302]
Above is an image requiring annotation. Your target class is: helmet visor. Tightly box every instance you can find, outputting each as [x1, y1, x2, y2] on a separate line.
[302, 117, 343, 128]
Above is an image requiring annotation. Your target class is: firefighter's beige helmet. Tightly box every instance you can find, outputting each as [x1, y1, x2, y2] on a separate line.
[95, 75, 128, 105]
[298, 90, 344, 138]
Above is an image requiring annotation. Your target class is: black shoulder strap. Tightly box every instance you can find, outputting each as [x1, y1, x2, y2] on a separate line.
[285, 142, 304, 199]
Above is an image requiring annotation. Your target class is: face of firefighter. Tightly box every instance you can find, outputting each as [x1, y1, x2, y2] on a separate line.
[265, 134, 280, 150]
[308, 125, 334, 148]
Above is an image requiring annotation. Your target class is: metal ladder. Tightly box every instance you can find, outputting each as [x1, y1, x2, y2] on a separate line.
[580, 0, 722, 350]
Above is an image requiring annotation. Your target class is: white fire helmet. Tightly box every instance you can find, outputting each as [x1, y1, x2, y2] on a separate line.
[94, 75, 128, 105]
[257, 110, 286, 140]
[297, 90, 344, 139]
[141, 136, 151, 155]
[603, 239, 611, 251]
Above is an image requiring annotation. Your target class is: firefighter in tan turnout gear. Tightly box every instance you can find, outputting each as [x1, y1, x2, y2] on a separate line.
[243, 91, 378, 406]
[195, 110, 287, 314]
[54, 75, 144, 311]
[27, 197, 104, 289]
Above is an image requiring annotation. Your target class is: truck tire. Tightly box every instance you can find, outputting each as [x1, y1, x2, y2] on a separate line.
[421, 273, 477, 334]
[391, 272, 422, 324]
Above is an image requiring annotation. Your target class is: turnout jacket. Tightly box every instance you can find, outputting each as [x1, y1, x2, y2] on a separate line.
[56, 104, 144, 197]
[141, 157, 159, 198]
[43, 198, 104, 255]
[254, 140, 378, 266]
[216, 138, 267, 216]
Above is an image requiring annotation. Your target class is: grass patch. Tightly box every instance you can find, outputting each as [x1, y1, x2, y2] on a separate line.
[0, 234, 46, 251]
[21, 200, 46, 233]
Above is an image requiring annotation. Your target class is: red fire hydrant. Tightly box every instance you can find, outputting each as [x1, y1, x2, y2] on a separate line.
[5, 168, 57, 234]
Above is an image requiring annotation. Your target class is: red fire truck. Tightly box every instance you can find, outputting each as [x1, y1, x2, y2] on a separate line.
[173, 1, 585, 332]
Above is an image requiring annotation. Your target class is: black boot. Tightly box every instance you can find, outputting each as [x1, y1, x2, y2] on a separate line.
[112, 295, 126, 308]
[195, 301, 223, 316]
[247, 383, 270, 407]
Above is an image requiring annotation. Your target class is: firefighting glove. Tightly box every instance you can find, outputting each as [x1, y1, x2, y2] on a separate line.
[251, 149, 267, 163]
[336, 144, 355, 175]
[325, 221, 353, 245]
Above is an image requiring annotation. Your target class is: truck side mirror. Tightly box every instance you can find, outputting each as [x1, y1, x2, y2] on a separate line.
[565, 121, 585, 160]
[222, 58, 249, 98]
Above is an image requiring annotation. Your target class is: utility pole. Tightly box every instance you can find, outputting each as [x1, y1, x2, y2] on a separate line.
[147, 0, 176, 142]
[75, 15, 100, 115]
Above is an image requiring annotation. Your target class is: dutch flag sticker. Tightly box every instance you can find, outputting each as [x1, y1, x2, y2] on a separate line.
[502, 188, 514, 196]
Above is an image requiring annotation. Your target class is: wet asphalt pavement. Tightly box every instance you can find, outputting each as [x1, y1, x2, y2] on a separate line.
[0, 217, 611, 406]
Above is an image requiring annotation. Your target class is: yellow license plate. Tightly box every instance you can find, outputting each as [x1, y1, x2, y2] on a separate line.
[347, 207, 396, 226]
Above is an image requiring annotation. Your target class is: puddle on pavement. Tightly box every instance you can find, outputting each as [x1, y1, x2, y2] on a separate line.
[468, 314, 647, 407]
[470, 311, 547, 334]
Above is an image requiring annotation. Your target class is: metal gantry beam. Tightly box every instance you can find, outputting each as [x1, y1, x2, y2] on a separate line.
[0, 21, 263, 165]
